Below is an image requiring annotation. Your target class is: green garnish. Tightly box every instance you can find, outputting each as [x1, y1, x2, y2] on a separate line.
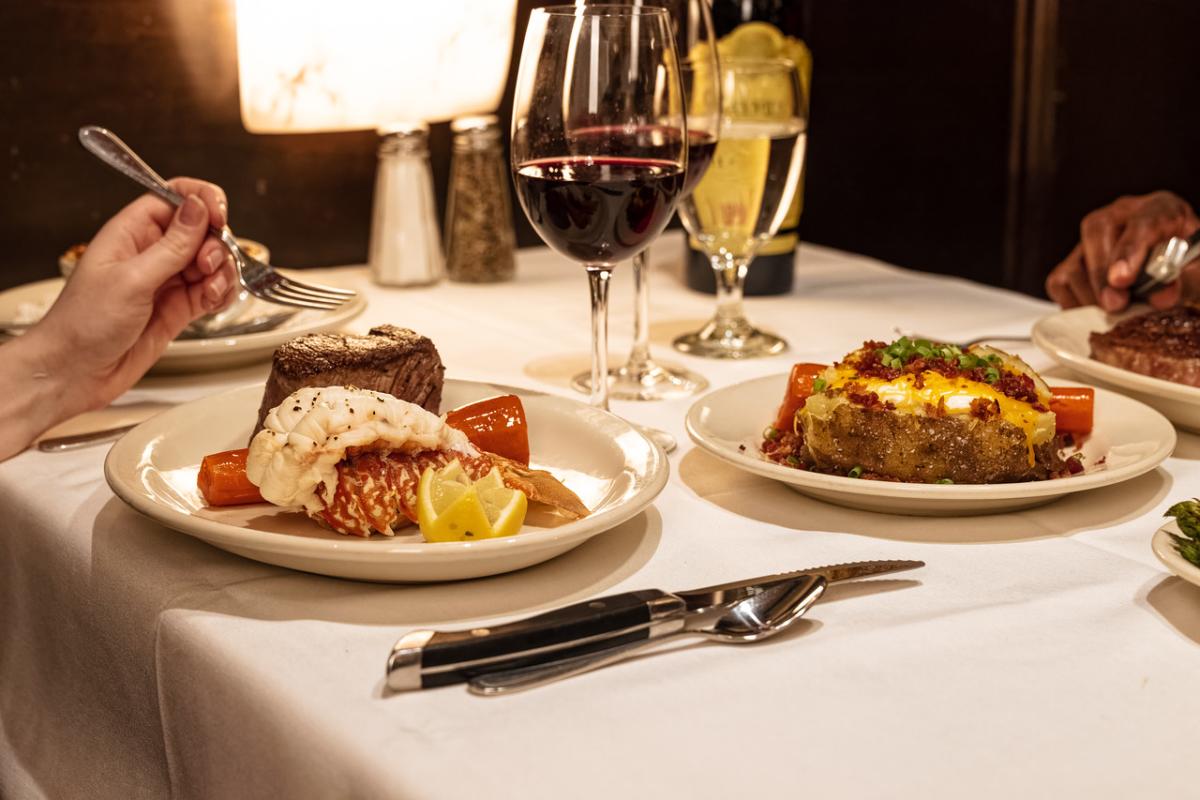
[763, 426, 780, 441]
[1164, 499, 1200, 567]
[812, 377, 827, 393]
[935, 478, 954, 484]
[875, 337, 1012, 379]
[785, 455, 802, 467]
[847, 466, 863, 479]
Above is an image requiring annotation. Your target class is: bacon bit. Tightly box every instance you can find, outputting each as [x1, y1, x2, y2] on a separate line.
[845, 386, 894, 411]
[969, 397, 1001, 421]
[913, 372, 925, 389]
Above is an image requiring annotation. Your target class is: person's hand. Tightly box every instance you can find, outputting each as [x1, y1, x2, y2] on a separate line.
[1045, 191, 1200, 311]
[28, 178, 238, 412]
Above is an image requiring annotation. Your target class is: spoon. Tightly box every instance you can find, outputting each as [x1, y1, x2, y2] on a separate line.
[468, 573, 827, 696]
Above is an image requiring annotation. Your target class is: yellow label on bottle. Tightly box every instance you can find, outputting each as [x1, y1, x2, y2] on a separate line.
[690, 137, 770, 258]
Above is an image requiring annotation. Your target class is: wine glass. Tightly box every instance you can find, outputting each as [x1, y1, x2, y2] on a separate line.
[511, 5, 688, 412]
[674, 56, 808, 359]
[569, 0, 720, 401]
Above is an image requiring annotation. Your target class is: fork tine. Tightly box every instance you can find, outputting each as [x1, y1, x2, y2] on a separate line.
[273, 277, 354, 302]
[257, 284, 344, 310]
[275, 275, 357, 299]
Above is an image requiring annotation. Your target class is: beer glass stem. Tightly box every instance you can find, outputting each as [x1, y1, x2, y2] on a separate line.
[713, 253, 750, 327]
[587, 265, 612, 411]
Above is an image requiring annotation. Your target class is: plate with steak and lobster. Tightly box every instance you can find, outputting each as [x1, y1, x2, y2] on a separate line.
[1032, 304, 1200, 432]
[104, 327, 667, 582]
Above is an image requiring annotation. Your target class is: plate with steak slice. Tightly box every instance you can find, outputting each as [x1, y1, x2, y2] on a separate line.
[1033, 305, 1200, 432]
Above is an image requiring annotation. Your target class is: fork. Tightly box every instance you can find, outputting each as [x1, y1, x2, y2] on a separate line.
[893, 328, 1033, 349]
[78, 126, 357, 311]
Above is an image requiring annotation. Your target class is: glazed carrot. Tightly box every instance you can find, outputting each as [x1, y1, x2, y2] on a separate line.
[445, 394, 530, 465]
[1050, 386, 1094, 435]
[198, 448, 264, 506]
[772, 363, 828, 432]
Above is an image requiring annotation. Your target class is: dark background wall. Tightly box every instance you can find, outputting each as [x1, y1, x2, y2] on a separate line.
[1, 0, 1197, 296]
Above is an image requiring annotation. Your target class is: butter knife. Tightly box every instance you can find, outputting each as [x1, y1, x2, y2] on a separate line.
[37, 423, 138, 452]
[385, 559, 924, 692]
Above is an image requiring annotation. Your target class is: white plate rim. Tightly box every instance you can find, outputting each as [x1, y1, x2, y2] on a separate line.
[685, 372, 1176, 502]
[1151, 523, 1200, 588]
[103, 381, 669, 563]
[0, 276, 366, 363]
[1031, 306, 1200, 404]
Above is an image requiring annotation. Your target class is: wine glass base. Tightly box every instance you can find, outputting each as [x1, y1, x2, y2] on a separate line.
[571, 360, 709, 401]
[672, 324, 788, 360]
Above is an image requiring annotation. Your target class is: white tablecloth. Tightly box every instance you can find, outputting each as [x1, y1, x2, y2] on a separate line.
[2, 234, 1198, 799]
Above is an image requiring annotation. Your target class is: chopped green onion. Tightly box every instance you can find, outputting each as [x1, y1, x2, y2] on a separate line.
[785, 455, 802, 467]
[936, 478, 954, 484]
[984, 367, 1001, 383]
[763, 426, 780, 441]
[812, 377, 827, 393]
[847, 466, 863, 479]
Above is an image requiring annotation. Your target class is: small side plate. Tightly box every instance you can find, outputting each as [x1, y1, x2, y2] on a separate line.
[1151, 523, 1200, 589]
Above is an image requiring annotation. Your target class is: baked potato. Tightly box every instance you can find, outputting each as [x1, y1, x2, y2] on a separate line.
[767, 338, 1070, 484]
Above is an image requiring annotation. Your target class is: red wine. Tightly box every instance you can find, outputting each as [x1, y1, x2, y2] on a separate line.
[515, 157, 684, 265]
[684, 131, 718, 197]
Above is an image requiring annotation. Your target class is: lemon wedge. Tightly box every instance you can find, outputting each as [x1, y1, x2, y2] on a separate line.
[417, 459, 528, 542]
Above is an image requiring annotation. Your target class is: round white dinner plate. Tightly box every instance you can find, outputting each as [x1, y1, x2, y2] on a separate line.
[104, 380, 668, 582]
[0, 276, 366, 373]
[685, 373, 1176, 516]
[1032, 305, 1200, 432]
[1151, 523, 1200, 589]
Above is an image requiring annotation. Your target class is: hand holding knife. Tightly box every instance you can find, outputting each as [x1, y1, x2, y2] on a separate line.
[386, 559, 924, 693]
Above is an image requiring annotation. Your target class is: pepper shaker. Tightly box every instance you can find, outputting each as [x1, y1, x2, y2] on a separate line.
[444, 115, 516, 282]
[369, 122, 444, 287]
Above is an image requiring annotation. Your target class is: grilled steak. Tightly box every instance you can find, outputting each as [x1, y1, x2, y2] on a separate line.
[253, 325, 444, 437]
[1089, 306, 1200, 386]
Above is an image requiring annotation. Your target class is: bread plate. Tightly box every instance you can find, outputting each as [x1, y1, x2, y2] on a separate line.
[1151, 522, 1200, 590]
[1032, 305, 1200, 432]
[685, 373, 1175, 516]
[0, 276, 365, 373]
[104, 380, 667, 582]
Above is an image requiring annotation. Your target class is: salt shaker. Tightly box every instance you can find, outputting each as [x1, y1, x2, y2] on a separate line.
[369, 122, 444, 287]
[444, 115, 516, 282]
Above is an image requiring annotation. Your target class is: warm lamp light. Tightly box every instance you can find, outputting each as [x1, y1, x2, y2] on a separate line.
[235, 0, 518, 133]
[234, 0, 518, 285]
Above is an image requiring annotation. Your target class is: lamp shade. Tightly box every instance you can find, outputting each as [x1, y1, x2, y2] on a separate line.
[235, 0, 518, 133]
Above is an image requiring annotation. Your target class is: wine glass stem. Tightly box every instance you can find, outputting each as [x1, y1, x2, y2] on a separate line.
[712, 253, 750, 324]
[587, 265, 613, 411]
[628, 251, 652, 370]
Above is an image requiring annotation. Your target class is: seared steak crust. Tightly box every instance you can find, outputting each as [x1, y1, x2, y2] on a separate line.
[1089, 306, 1200, 387]
[253, 325, 444, 436]
[802, 403, 1062, 483]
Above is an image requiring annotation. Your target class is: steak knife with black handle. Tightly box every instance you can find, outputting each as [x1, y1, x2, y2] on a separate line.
[385, 559, 923, 691]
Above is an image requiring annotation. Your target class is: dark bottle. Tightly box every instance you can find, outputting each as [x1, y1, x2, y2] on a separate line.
[685, 0, 812, 295]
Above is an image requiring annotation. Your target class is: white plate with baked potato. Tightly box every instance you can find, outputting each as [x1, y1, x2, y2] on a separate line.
[686, 374, 1175, 516]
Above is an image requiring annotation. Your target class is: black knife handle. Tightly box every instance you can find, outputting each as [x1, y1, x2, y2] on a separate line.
[386, 589, 684, 691]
